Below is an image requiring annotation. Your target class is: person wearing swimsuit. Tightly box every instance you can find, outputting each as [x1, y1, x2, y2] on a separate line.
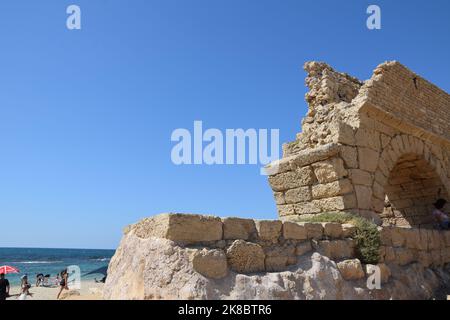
[56, 269, 68, 300]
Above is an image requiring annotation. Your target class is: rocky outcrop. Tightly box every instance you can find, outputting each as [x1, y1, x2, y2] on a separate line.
[103, 214, 450, 300]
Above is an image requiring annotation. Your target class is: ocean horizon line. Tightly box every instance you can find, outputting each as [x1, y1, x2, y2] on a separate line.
[0, 246, 116, 251]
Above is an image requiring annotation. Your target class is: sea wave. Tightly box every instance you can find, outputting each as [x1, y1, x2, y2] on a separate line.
[11, 261, 64, 264]
[90, 258, 110, 262]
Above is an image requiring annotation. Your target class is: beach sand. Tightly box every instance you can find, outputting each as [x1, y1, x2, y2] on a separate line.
[5, 280, 104, 300]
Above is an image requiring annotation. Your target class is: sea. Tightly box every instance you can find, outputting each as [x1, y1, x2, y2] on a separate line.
[0, 247, 115, 286]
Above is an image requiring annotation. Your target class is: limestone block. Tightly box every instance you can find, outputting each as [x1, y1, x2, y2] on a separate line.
[336, 123, 356, 145]
[133, 214, 223, 243]
[289, 143, 341, 168]
[293, 202, 321, 215]
[417, 229, 429, 251]
[384, 246, 396, 263]
[312, 179, 353, 199]
[265, 256, 289, 272]
[355, 128, 381, 151]
[342, 224, 357, 238]
[358, 147, 380, 172]
[417, 251, 432, 268]
[312, 158, 348, 184]
[349, 169, 373, 186]
[444, 231, 450, 247]
[283, 222, 307, 240]
[318, 240, 354, 260]
[394, 248, 414, 265]
[430, 249, 442, 266]
[192, 249, 228, 279]
[340, 146, 358, 169]
[403, 228, 422, 250]
[313, 194, 357, 211]
[295, 241, 312, 256]
[284, 186, 312, 203]
[322, 222, 343, 238]
[255, 220, 282, 242]
[379, 227, 392, 246]
[378, 246, 386, 263]
[390, 228, 405, 247]
[222, 217, 257, 240]
[273, 192, 286, 205]
[337, 259, 365, 280]
[277, 204, 295, 217]
[371, 198, 385, 213]
[354, 185, 373, 210]
[226, 240, 265, 273]
[268, 166, 315, 191]
[301, 222, 324, 239]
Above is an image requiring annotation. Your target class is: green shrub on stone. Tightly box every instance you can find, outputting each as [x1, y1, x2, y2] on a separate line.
[295, 212, 380, 264]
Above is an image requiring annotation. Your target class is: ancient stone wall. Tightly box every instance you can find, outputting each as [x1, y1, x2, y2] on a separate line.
[119, 214, 450, 275]
[266, 61, 450, 227]
[104, 214, 450, 299]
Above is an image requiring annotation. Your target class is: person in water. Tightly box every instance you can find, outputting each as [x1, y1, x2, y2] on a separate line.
[433, 198, 449, 229]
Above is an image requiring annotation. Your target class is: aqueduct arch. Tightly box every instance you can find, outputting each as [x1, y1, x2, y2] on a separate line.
[266, 61, 450, 227]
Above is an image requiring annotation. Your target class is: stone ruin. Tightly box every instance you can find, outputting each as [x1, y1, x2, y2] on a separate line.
[266, 61, 450, 228]
[104, 62, 450, 300]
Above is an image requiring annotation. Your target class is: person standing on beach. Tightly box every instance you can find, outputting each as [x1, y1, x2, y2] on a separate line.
[57, 269, 68, 300]
[0, 273, 10, 300]
[19, 275, 32, 300]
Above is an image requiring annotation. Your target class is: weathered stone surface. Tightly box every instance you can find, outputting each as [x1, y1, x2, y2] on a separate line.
[192, 249, 228, 279]
[312, 179, 353, 199]
[264, 246, 295, 272]
[394, 248, 414, 266]
[285, 186, 312, 203]
[295, 241, 312, 256]
[349, 169, 373, 186]
[131, 213, 223, 244]
[255, 220, 282, 242]
[342, 223, 356, 237]
[317, 240, 355, 259]
[301, 222, 324, 239]
[312, 194, 357, 211]
[283, 222, 307, 240]
[226, 240, 265, 273]
[322, 222, 343, 238]
[268, 167, 315, 191]
[312, 158, 348, 184]
[222, 217, 256, 240]
[337, 259, 365, 280]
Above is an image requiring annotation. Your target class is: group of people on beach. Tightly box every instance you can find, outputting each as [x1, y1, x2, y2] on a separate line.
[0, 269, 69, 300]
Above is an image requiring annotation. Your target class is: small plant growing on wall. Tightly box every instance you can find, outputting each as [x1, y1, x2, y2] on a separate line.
[296, 212, 381, 264]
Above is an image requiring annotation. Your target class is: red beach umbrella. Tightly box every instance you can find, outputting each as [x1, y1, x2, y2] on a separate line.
[0, 265, 20, 274]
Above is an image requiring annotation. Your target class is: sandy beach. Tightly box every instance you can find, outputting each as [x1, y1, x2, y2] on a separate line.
[5, 280, 104, 300]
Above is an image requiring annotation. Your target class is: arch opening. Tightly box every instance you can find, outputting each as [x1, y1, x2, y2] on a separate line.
[381, 153, 450, 228]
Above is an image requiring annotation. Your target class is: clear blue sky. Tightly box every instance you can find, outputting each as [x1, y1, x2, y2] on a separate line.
[0, 0, 448, 249]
